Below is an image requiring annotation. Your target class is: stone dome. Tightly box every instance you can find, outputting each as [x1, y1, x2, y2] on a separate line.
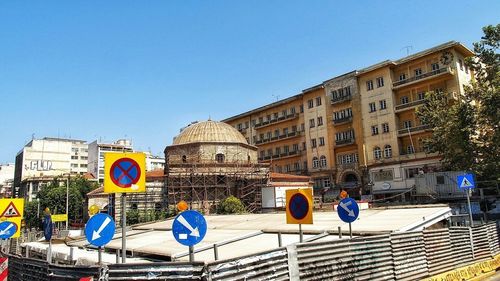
[173, 120, 248, 145]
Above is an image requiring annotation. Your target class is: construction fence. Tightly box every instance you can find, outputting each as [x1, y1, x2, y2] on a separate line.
[2, 222, 499, 280]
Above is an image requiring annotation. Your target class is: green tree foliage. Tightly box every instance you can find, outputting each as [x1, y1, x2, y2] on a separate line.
[26, 176, 98, 229]
[218, 196, 246, 214]
[24, 200, 41, 229]
[417, 24, 499, 180]
[126, 209, 170, 225]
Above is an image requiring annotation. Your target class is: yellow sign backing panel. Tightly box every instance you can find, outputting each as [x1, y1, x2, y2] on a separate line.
[51, 214, 68, 222]
[286, 188, 313, 224]
[104, 152, 146, 194]
[0, 199, 24, 238]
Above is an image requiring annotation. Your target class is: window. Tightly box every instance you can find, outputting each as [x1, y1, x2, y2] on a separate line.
[290, 107, 296, 114]
[252, 119, 256, 126]
[371, 125, 379, 135]
[312, 157, 319, 168]
[337, 153, 359, 164]
[403, 120, 413, 129]
[335, 130, 355, 141]
[399, 73, 406, 81]
[415, 68, 422, 76]
[273, 112, 279, 120]
[300, 123, 305, 131]
[284, 145, 289, 153]
[275, 147, 281, 155]
[315, 97, 322, 106]
[80, 164, 87, 168]
[266, 132, 272, 139]
[379, 99, 387, 110]
[311, 139, 317, 148]
[293, 144, 299, 152]
[253, 136, 257, 143]
[376, 77, 384, 87]
[245, 121, 249, 128]
[401, 96, 409, 104]
[182, 155, 187, 163]
[431, 63, 439, 71]
[406, 168, 420, 179]
[216, 153, 225, 163]
[274, 129, 279, 137]
[283, 128, 289, 135]
[373, 170, 394, 181]
[320, 156, 327, 167]
[407, 145, 415, 154]
[259, 117, 263, 124]
[80, 156, 88, 160]
[465, 65, 469, 74]
[300, 105, 304, 113]
[319, 137, 325, 146]
[459, 59, 463, 70]
[284, 164, 291, 173]
[369, 102, 376, 112]
[266, 115, 271, 121]
[282, 109, 287, 117]
[259, 133, 264, 140]
[436, 175, 445, 185]
[382, 123, 389, 133]
[71, 163, 78, 168]
[366, 80, 374, 91]
[317, 116, 323, 126]
[309, 119, 315, 128]
[417, 92, 425, 100]
[237, 123, 242, 130]
[260, 151, 265, 158]
[307, 99, 314, 109]
[302, 142, 306, 150]
[294, 162, 300, 171]
[291, 125, 297, 132]
[384, 145, 392, 158]
[373, 147, 382, 160]
[267, 149, 273, 156]
[71, 156, 78, 160]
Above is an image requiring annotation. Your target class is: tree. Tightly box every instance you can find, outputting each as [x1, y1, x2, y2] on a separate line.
[218, 196, 246, 214]
[417, 24, 499, 180]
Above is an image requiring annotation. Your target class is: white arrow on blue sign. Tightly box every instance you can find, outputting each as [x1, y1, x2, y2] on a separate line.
[172, 210, 207, 247]
[0, 221, 17, 239]
[337, 198, 360, 223]
[85, 213, 116, 247]
[457, 173, 475, 189]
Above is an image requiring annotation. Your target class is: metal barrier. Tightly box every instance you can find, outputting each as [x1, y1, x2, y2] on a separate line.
[390, 231, 428, 281]
[449, 226, 474, 267]
[106, 262, 205, 280]
[423, 228, 453, 276]
[471, 224, 491, 260]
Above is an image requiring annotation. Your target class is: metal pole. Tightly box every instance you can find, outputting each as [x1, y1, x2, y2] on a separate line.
[213, 244, 218, 261]
[98, 246, 102, 265]
[121, 193, 127, 263]
[278, 232, 282, 247]
[47, 240, 52, 263]
[66, 176, 69, 230]
[189, 245, 194, 262]
[466, 189, 474, 227]
[349, 223, 352, 239]
[299, 224, 303, 243]
[338, 226, 342, 239]
[116, 249, 120, 264]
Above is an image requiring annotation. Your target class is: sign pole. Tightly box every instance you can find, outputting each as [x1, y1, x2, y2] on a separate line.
[189, 245, 194, 262]
[121, 193, 127, 263]
[98, 246, 102, 265]
[349, 222, 352, 239]
[299, 224, 303, 243]
[466, 188, 474, 227]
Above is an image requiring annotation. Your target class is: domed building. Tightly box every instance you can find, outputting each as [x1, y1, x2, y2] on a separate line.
[164, 120, 269, 213]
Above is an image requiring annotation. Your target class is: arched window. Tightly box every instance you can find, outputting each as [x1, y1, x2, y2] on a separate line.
[216, 153, 225, 163]
[182, 155, 187, 163]
[320, 155, 327, 168]
[384, 145, 392, 158]
[373, 147, 382, 160]
[312, 157, 319, 168]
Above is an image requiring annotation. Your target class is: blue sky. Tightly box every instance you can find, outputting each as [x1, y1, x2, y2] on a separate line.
[0, 1, 498, 163]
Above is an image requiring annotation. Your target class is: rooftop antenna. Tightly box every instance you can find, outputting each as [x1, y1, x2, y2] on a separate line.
[401, 45, 413, 56]
[272, 94, 280, 102]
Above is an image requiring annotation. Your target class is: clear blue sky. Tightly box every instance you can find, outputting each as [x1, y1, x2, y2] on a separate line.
[1, 1, 498, 163]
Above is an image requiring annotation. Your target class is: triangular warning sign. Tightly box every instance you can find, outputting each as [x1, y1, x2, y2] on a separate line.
[0, 202, 21, 218]
[460, 177, 473, 188]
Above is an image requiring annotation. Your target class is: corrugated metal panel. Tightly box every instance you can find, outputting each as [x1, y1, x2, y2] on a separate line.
[349, 235, 395, 281]
[471, 224, 491, 261]
[449, 227, 474, 267]
[423, 228, 453, 276]
[107, 262, 205, 280]
[48, 264, 100, 281]
[486, 223, 499, 256]
[205, 248, 289, 281]
[390, 231, 429, 281]
[7, 255, 49, 281]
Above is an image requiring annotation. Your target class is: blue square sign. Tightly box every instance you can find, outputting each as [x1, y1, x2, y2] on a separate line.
[457, 173, 475, 189]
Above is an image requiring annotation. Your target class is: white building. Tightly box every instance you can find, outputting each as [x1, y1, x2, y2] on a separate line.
[0, 163, 15, 198]
[87, 139, 133, 182]
[144, 152, 165, 171]
[14, 137, 89, 200]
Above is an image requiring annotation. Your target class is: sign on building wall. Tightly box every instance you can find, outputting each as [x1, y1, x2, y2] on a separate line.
[104, 153, 146, 193]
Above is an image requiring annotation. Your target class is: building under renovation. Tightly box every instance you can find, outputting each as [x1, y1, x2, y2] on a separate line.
[164, 120, 269, 213]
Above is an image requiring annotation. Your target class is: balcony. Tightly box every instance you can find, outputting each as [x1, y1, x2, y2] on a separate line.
[392, 67, 453, 89]
[237, 127, 247, 133]
[395, 99, 425, 112]
[254, 113, 299, 129]
[255, 131, 303, 145]
[333, 116, 353, 125]
[335, 138, 355, 146]
[258, 150, 303, 162]
[331, 94, 352, 105]
[397, 124, 431, 136]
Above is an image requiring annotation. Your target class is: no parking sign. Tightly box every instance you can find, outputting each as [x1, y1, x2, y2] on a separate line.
[286, 188, 313, 224]
[104, 153, 146, 193]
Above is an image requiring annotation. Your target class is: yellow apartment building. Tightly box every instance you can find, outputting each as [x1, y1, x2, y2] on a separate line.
[357, 41, 474, 201]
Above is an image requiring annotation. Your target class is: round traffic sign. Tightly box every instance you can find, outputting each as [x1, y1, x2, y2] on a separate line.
[337, 198, 359, 223]
[289, 193, 310, 220]
[172, 210, 207, 247]
[110, 158, 141, 188]
[85, 213, 116, 247]
[0, 221, 17, 239]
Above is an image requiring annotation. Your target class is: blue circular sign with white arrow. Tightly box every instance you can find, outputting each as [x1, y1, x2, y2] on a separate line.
[85, 213, 116, 247]
[0, 221, 17, 239]
[337, 198, 360, 223]
[172, 210, 207, 247]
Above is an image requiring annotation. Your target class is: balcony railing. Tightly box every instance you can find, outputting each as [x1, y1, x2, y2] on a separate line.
[333, 116, 353, 125]
[392, 67, 453, 88]
[397, 124, 431, 135]
[335, 138, 355, 146]
[395, 99, 425, 111]
[258, 150, 302, 162]
[255, 131, 303, 145]
[255, 113, 299, 129]
[331, 94, 352, 104]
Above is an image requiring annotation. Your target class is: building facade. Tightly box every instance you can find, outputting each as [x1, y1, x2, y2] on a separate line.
[224, 41, 474, 202]
[87, 139, 134, 182]
[13, 137, 88, 200]
[0, 163, 15, 198]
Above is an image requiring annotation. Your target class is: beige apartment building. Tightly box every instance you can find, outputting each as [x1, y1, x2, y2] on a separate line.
[225, 41, 474, 201]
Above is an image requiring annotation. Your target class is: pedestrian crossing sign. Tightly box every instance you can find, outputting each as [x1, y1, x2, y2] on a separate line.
[457, 173, 475, 189]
